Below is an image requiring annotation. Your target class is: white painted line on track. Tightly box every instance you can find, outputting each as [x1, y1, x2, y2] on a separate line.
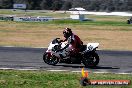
[17, 69, 39, 71]
[94, 72, 111, 74]
[0, 67, 39, 71]
[48, 70, 68, 72]
[72, 71, 82, 73]
[0, 67, 132, 74]
[0, 68, 14, 70]
[115, 73, 132, 75]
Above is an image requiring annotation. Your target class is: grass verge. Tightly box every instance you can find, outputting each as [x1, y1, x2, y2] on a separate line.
[0, 10, 132, 50]
[0, 70, 131, 88]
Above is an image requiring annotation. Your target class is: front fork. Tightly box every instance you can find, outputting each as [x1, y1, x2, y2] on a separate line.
[46, 50, 62, 60]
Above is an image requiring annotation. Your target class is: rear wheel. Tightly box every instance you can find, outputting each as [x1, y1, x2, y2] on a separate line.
[82, 52, 99, 67]
[43, 53, 59, 65]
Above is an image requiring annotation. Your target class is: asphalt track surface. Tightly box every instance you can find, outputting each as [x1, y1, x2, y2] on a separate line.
[0, 47, 132, 73]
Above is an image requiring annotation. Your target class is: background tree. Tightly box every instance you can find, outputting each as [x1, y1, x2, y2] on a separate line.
[0, 0, 3, 9]
[127, 0, 132, 11]
[0, 0, 132, 11]
[88, 0, 101, 11]
[61, 1, 72, 10]
[52, 0, 63, 10]
[107, 0, 115, 11]
[40, 0, 53, 10]
[0, 0, 13, 9]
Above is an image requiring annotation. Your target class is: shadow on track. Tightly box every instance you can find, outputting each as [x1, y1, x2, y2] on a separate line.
[55, 64, 84, 68]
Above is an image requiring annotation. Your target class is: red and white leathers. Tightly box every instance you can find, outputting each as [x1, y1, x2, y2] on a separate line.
[61, 33, 83, 57]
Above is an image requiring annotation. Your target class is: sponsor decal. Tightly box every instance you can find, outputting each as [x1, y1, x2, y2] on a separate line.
[80, 68, 130, 86]
[13, 4, 26, 9]
[14, 17, 53, 22]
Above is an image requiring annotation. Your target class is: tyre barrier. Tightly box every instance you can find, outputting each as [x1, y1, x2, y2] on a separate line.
[0, 16, 13, 21]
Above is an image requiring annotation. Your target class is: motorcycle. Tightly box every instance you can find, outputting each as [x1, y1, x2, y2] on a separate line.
[43, 38, 100, 67]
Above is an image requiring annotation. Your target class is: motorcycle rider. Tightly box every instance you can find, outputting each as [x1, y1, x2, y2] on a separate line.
[56, 28, 83, 58]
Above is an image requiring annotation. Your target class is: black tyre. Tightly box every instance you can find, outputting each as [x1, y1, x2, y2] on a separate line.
[82, 52, 99, 67]
[43, 53, 59, 65]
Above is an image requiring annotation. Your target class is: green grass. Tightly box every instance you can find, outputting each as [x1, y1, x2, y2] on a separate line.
[1, 19, 131, 28]
[0, 70, 131, 88]
[47, 20, 130, 26]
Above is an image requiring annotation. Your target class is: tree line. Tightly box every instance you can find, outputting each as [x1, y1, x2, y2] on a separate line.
[0, 0, 132, 11]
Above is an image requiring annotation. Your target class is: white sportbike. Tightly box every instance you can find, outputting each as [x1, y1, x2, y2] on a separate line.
[43, 38, 100, 67]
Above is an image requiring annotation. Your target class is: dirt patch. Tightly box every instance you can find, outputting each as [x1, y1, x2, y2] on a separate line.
[0, 21, 132, 50]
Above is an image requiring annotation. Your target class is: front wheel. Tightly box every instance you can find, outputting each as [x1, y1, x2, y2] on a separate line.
[43, 53, 59, 65]
[82, 52, 99, 67]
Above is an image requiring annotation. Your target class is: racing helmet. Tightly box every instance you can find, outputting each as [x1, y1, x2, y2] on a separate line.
[63, 28, 72, 39]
